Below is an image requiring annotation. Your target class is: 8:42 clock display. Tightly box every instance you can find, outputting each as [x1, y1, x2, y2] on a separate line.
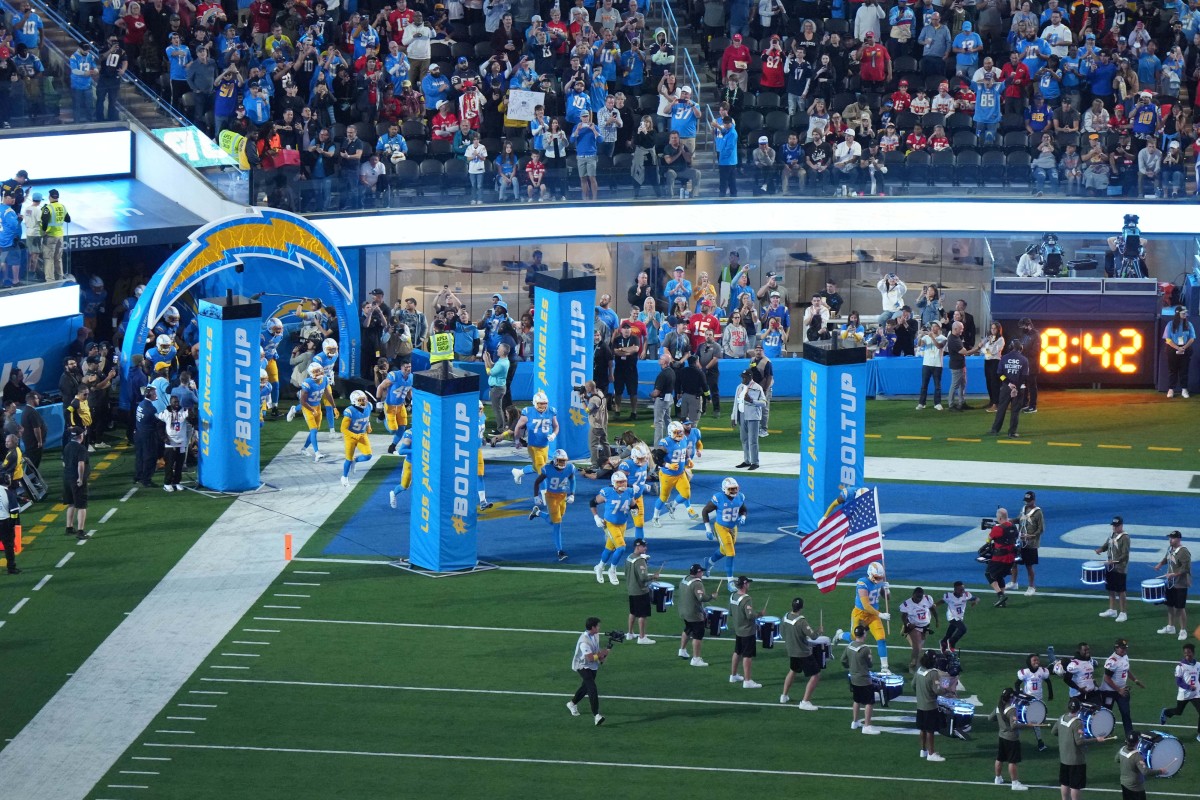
[1032, 324, 1153, 385]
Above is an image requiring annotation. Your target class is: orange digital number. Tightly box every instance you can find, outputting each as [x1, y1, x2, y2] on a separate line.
[1082, 332, 1113, 368]
[1041, 328, 1067, 372]
[1114, 328, 1143, 374]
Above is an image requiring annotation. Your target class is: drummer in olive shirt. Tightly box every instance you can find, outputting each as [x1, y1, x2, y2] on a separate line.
[1116, 732, 1167, 800]
[729, 576, 765, 689]
[780, 596, 825, 711]
[988, 687, 1031, 790]
[676, 563, 715, 667]
[624, 539, 659, 645]
[915, 649, 955, 762]
[1096, 516, 1132, 622]
[1054, 697, 1113, 800]
[842, 624, 880, 734]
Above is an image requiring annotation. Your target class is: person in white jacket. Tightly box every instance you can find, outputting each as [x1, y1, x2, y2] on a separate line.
[157, 394, 192, 492]
[854, 0, 886, 43]
[876, 273, 906, 325]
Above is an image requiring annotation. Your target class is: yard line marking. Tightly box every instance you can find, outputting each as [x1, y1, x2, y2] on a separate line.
[153, 730, 195, 735]
[232, 641, 271, 646]
[107, 785, 150, 790]
[945, 437, 981, 443]
[273, 594, 311, 598]
[1098, 444, 1132, 450]
[188, 691, 228, 695]
[55, 552, 75, 569]
[283, 582, 321, 586]
[864, 433, 882, 439]
[210, 665, 251, 670]
[178, 704, 218, 708]
[292, 570, 330, 575]
[9, 597, 30, 615]
[166, 716, 206, 722]
[131, 757, 172, 762]
[119, 771, 160, 776]
[242, 629, 280, 634]
[1148, 446, 1183, 452]
[1047, 441, 1082, 447]
[32, 575, 52, 591]
[141, 743, 1200, 798]
[262, 605, 302, 610]
[0, 621, 6, 630]
[219, 653, 261, 658]
[99, 508, 118, 524]
[895, 435, 932, 440]
[997, 439, 1031, 445]
[120, 488, 138, 502]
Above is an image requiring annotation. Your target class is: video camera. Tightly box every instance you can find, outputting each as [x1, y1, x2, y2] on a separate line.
[980, 517, 996, 530]
[606, 630, 627, 648]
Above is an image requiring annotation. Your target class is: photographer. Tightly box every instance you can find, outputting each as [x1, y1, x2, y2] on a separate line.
[567, 616, 610, 726]
[1013, 491, 1044, 595]
[583, 380, 609, 469]
[985, 508, 1018, 607]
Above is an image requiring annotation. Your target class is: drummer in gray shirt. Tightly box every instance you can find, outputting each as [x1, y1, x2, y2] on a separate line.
[1054, 697, 1114, 800]
[676, 563, 715, 667]
[1096, 516, 1131, 623]
[988, 687, 1033, 791]
[624, 538, 659, 645]
[780, 596, 826, 712]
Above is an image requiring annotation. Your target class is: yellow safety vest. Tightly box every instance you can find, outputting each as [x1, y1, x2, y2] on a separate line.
[429, 332, 454, 364]
[43, 202, 69, 237]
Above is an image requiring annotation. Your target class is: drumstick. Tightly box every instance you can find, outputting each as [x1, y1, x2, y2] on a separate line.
[762, 595, 771, 615]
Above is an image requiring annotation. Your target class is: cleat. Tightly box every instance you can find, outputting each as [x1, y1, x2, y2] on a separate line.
[689, 657, 709, 667]
[834, 628, 844, 643]
[607, 566, 619, 585]
[686, 507, 699, 520]
[566, 701, 579, 717]
[861, 725, 881, 735]
[994, 595, 1007, 607]
[797, 700, 818, 711]
[1161, 708, 1169, 725]
[667, 502, 677, 519]
[557, 551, 568, 562]
[174, 484, 184, 492]
[511, 468, 523, 485]
[478, 501, 493, 511]
[528, 505, 542, 520]
[1037, 741, 1048, 752]
[387, 443, 397, 455]
[742, 680, 762, 689]
[727, 580, 738, 593]
[389, 490, 397, 508]
[286, 407, 297, 422]
[651, 515, 662, 528]
[879, 667, 892, 676]
[340, 476, 350, 487]
[594, 564, 604, 583]
[700, 558, 712, 577]
[314, 451, 325, 463]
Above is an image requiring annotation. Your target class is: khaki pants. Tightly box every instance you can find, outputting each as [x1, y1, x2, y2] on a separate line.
[42, 237, 64, 281]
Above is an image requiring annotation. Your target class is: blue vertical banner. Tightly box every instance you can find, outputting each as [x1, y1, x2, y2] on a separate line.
[409, 366, 481, 572]
[798, 342, 868, 533]
[197, 297, 262, 492]
[532, 273, 595, 460]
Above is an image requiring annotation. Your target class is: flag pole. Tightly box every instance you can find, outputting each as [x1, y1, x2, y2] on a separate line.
[874, 488, 890, 637]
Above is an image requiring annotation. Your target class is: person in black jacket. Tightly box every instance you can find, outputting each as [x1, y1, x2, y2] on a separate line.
[1017, 318, 1040, 413]
[0, 472, 19, 574]
[891, 306, 918, 356]
[133, 386, 160, 488]
[62, 426, 89, 541]
[676, 355, 709, 423]
[989, 340, 1029, 439]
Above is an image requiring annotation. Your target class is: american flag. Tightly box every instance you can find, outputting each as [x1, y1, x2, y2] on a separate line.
[800, 488, 884, 593]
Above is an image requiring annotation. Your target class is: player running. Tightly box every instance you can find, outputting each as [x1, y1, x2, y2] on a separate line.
[378, 361, 413, 453]
[388, 427, 414, 508]
[651, 422, 699, 526]
[339, 390, 373, 487]
[261, 317, 284, 417]
[259, 369, 271, 426]
[701, 477, 747, 592]
[299, 363, 328, 462]
[288, 338, 340, 436]
[683, 417, 703, 459]
[591, 470, 633, 585]
[145, 334, 178, 379]
[840, 561, 892, 674]
[531, 448, 577, 561]
[616, 443, 651, 540]
[511, 391, 559, 490]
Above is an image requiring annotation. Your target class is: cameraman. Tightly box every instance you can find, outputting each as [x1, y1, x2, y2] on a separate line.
[986, 508, 1018, 607]
[567, 616, 610, 726]
[583, 380, 609, 469]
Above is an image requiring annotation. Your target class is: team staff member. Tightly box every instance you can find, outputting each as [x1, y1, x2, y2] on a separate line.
[611, 320, 641, 420]
[649, 353, 676, 443]
[339, 390, 373, 487]
[780, 596, 825, 711]
[987, 508, 1018, 607]
[1096, 516, 1131, 623]
[1155, 530, 1191, 640]
[729, 575, 764, 689]
[1116, 732, 1168, 800]
[701, 476, 747, 592]
[1055, 697, 1113, 800]
[1018, 653, 1053, 752]
[989, 340, 1029, 438]
[1014, 490, 1044, 595]
[843, 625, 881, 734]
[1160, 642, 1200, 735]
[900, 587, 939, 672]
[936, 581, 977, 653]
[0, 473, 20, 574]
[132, 385, 160, 488]
[915, 650, 952, 762]
[676, 563, 714, 667]
[512, 390, 559, 489]
[62, 426, 89, 541]
[624, 538, 659, 644]
[566, 616, 610, 726]
[1101, 638, 1145, 738]
[530, 449, 577, 561]
[39, 188, 70, 282]
[591, 470, 633, 585]
[988, 688, 1031, 791]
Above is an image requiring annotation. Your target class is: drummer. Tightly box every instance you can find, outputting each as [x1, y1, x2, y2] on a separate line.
[729, 576, 765, 690]
[1054, 697, 1113, 800]
[1154, 530, 1192, 641]
[1095, 516, 1131, 624]
[1017, 653, 1053, 752]
[1116, 733, 1169, 800]
[988, 687, 1032, 791]
[676, 563, 715, 667]
[1101, 638, 1146, 738]
[914, 649, 956, 763]
[780, 596, 826, 711]
[842, 625, 882, 735]
[623, 539, 660, 645]
[900, 587, 940, 673]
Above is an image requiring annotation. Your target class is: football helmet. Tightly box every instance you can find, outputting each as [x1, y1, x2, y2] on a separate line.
[260, 369, 269, 383]
[867, 561, 885, 582]
[267, 317, 284, 335]
[668, 421, 685, 440]
[164, 306, 180, 325]
[533, 390, 549, 412]
[350, 390, 368, 409]
[632, 443, 650, 463]
[155, 334, 173, 355]
[610, 470, 628, 488]
[478, 399, 485, 412]
[308, 363, 326, 381]
[89, 275, 104, 290]
[322, 338, 339, 358]
[553, 448, 569, 465]
[133, 284, 145, 298]
[721, 477, 739, 497]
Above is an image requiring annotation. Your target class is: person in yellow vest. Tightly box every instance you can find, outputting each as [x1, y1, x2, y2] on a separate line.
[1, 433, 24, 483]
[40, 188, 71, 282]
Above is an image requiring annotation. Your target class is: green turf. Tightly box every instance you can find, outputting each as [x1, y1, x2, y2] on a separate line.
[88, 563, 1200, 800]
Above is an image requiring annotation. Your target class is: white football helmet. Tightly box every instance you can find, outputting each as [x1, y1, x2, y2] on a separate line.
[350, 390, 368, 409]
[260, 369, 269, 383]
[867, 561, 885, 582]
[164, 306, 180, 325]
[155, 334, 173, 355]
[322, 338, 339, 358]
[533, 390, 549, 412]
[478, 399, 485, 412]
[553, 448, 569, 465]
[267, 317, 284, 335]
[632, 443, 650, 464]
[308, 363, 326, 381]
[668, 421, 685, 440]
[133, 284, 145, 298]
[610, 470, 628, 488]
[721, 477, 740, 497]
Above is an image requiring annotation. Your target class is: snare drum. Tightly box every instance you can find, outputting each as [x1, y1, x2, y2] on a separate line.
[1141, 579, 1167, 605]
[1079, 703, 1115, 739]
[756, 616, 782, 649]
[937, 696, 975, 740]
[1012, 693, 1047, 726]
[704, 606, 728, 637]
[869, 671, 904, 706]
[1081, 561, 1108, 586]
[809, 635, 832, 669]
[650, 581, 675, 613]
[1138, 731, 1186, 778]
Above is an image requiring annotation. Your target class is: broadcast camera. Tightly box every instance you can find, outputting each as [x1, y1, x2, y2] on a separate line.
[606, 630, 627, 648]
[980, 517, 997, 530]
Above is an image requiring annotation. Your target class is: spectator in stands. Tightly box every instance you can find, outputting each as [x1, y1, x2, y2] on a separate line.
[858, 32, 891, 93]
[760, 35, 785, 92]
[971, 71, 1003, 145]
[1161, 140, 1186, 198]
[893, 306, 918, 356]
[918, 12, 951, 77]
[832, 129, 861, 193]
[1032, 133, 1060, 195]
[69, 41, 99, 124]
[660, 130, 698, 199]
[721, 33, 751, 91]
[1001, 51, 1031, 115]
[1137, 136, 1162, 196]
[779, 132, 805, 195]
[804, 130, 833, 195]
[338, 124, 365, 209]
[752, 136, 778, 195]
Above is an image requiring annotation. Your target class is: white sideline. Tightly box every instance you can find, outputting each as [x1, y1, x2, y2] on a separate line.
[0, 433, 352, 800]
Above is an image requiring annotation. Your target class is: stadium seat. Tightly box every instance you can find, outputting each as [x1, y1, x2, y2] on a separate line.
[955, 150, 982, 185]
[739, 110, 764, 132]
[765, 110, 790, 132]
[429, 139, 454, 161]
[610, 153, 633, 187]
[946, 112, 972, 133]
[884, 150, 906, 184]
[981, 150, 1006, 184]
[431, 42, 453, 62]
[418, 159, 445, 194]
[468, 22, 486, 40]
[1056, 131, 1081, 150]
[390, 160, 421, 200]
[999, 113, 1025, 134]
[894, 111, 918, 133]
[824, 18, 849, 35]
[1003, 131, 1030, 153]
[893, 56, 919, 75]
[831, 92, 856, 113]
[474, 41, 493, 61]
[930, 150, 956, 185]
[757, 92, 782, 110]
[1006, 150, 1032, 186]
[906, 150, 930, 186]
[951, 130, 977, 150]
[920, 112, 943, 131]
[790, 113, 809, 131]
[405, 140, 427, 162]
[402, 120, 427, 141]
[443, 158, 471, 196]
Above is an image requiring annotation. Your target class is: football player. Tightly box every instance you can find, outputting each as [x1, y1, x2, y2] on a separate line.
[530, 448, 576, 561]
[590, 470, 633, 585]
[841, 561, 892, 674]
[299, 362, 328, 462]
[340, 390, 373, 487]
[151, 305, 180, 344]
[701, 476, 747, 593]
[652, 422, 698, 526]
[683, 417, 703, 459]
[388, 427, 414, 509]
[145, 334, 177, 379]
[616, 443, 651, 540]
[261, 317, 284, 416]
[511, 390, 559, 490]
[259, 369, 271, 426]
[378, 361, 413, 453]
[313, 338, 341, 437]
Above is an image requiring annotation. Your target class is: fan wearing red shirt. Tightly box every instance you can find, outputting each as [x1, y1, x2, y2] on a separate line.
[118, 9, 147, 61]
[721, 33, 752, 91]
[430, 101, 460, 140]
[905, 123, 928, 152]
[687, 302, 722, 351]
[1000, 53, 1030, 114]
[195, 0, 225, 27]
[525, 152, 548, 200]
[890, 79, 912, 112]
[624, 309, 648, 341]
[388, 1, 415, 43]
[857, 31, 891, 89]
[955, 84, 976, 112]
[546, 15, 569, 55]
[760, 36, 786, 90]
[929, 125, 951, 151]
[250, 0, 274, 39]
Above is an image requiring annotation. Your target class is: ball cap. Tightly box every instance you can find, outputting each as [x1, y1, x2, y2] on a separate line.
[732, 33, 742, 40]
[1111, 515, 1123, 526]
[1167, 529, 1182, 539]
[1024, 490, 1036, 502]
[1114, 638, 1129, 648]
[633, 537, 648, 547]
[758, 135, 769, 144]
[735, 575, 752, 588]
[370, 288, 384, 296]
[689, 563, 704, 575]
[49, 189, 60, 198]
[673, 266, 684, 272]
[31, 192, 43, 202]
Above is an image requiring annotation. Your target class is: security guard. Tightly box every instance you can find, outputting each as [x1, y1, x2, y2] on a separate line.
[0, 472, 20, 575]
[989, 340, 1029, 439]
[39, 188, 71, 281]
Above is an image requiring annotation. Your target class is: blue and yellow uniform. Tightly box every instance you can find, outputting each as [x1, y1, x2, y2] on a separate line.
[685, 426, 703, 459]
[594, 484, 633, 560]
[340, 403, 373, 478]
[383, 368, 413, 432]
[533, 460, 577, 556]
[312, 350, 339, 430]
[299, 375, 326, 456]
[261, 326, 283, 406]
[259, 376, 271, 425]
[849, 572, 890, 669]
[151, 319, 178, 342]
[390, 429, 414, 506]
[653, 435, 694, 522]
[701, 484, 747, 585]
[518, 404, 557, 478]
[617, 456, 649, 533]
[144, 345, 177, 377]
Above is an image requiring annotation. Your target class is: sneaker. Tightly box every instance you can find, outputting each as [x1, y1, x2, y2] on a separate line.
[934, 404, 944, 411]
[1161, 708, 1169, 724]
[1158, 625, 1177, 634]
[926, 753, 946, 762]
[879, 667, 892, 675]
[163, 484, 175, 493]
[607, 566, 619, 585]
[1180, 630, 1189, 641]
[797, 700, 818, 711]
[995, 777, 1005, 785]
[850, 720, 862, 730]
[993, 595, 1007, 607]
[557, 551, 568, 562]
[1024, 587, 1036, 596]
[1011, 781, 1028, 791]
[689, 657, 709, 667]
[511, 468, 523, 485]
[915, 404, 925, 410]
[758, 430, 769, 438]
[287, 407, 297, 422]
[528, 505, 542, 520]
[636, 636, 656, 645]
[1022, 407, 1037, 414]
[861, 725, 882, 735]
[566, 701, 580, 717]
[679, 648, 689, 659]
[1184, 389, 1191, 399]
[594, 564, 604, 583]
[314, 451, 325, 463]
[1099, 609, 1118, 618]
[1168, 389, 1175, 398]
[340, 476, 350, 487]
[1008, 581, 1020, 591]
[729, 674, 744, 683]
[742, 680, 762, 689]
[594, 714, 605, 726]
[1115, 612, 1127, 623]
[389, 490, 397, 509]
[779, 694, 790, 704]
[174, 484, 184, 492]
[1037, 741, 1048, 752]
